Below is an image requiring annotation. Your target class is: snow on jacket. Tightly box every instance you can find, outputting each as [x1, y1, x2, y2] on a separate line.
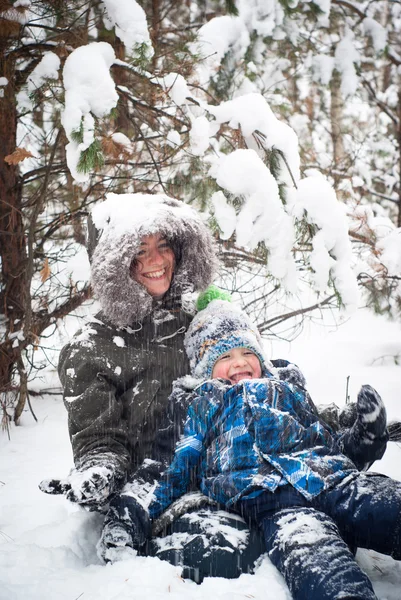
[59, 193, 218, 483]
[149, 375, 358, 519]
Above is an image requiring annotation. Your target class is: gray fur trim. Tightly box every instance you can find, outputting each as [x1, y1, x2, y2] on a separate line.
[89, 194, 219, 326]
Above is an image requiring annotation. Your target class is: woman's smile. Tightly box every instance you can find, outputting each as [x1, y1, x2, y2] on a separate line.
[142, 267, 168, 279]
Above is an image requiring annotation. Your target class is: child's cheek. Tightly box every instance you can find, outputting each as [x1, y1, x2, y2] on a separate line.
[212, 362, 229, 379]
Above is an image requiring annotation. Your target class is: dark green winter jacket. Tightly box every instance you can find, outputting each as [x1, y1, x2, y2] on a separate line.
[59, 193, 218, 486]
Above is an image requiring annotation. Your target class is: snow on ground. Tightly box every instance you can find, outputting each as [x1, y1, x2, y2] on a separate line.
[1, 307, 401, 599]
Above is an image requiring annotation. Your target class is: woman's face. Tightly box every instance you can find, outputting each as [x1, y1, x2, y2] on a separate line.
[130, 233, 175, 297]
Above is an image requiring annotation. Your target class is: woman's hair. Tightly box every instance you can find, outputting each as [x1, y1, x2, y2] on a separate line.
[168, 235, 182, 267]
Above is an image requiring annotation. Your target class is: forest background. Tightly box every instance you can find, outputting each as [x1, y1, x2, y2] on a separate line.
[1, 0, 401, 426]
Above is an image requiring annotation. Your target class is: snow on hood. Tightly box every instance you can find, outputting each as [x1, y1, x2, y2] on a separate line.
[88, 193, 218, 326]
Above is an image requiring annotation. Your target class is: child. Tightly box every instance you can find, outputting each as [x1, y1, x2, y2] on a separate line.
[126, 300, 399, 600]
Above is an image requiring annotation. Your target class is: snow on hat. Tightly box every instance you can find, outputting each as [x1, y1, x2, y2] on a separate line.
[185, 296, 271, 380]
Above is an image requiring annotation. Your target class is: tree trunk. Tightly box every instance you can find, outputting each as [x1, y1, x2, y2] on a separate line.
[0, 24, 28, 420]
[330, 68, 345, 188]
[398, 86, 401, 228]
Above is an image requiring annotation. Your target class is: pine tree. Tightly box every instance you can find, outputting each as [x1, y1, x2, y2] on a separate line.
[1, 0, 400, 426]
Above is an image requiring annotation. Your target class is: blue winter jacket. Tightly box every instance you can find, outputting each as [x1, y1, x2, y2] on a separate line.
[149, 376, 358, 520]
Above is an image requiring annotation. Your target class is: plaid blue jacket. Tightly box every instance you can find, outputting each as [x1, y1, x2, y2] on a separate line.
[149, 376, 357, 519]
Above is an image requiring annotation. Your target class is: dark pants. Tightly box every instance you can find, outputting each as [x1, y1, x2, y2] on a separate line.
[239, 473, 401, 600]
[146, 506, 265, 583]
[108, 494, 265, 582]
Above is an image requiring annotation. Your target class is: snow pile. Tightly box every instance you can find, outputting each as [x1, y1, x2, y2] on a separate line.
[207, 93, 300, 187]
[348, 204, 401, 310]
[155, 72, 193, 106]
[0, 0, 30, 24]
[189, 116, 213, 156]
[210, 192, 237, 240]
[186, 0, 388, 109]
[27, 52, 60, 93]
[101, 0, 153, 60]
[377, 229, 401, 276]
[354, 206, 401, 279]
[312, 55, 335, 86]
[190, 15, 250, 83]
[189, 1, 293, 84]
[362, 18, 387, 53]
[202, 93, 357, 307]
[312, 0, 331, 27]
[62, 42, 118, 183]
[16, 51, 60, 110]
[212, 148, 297, 290]
[110, 132, 134, 154]
[166, 129, 181, 147]
[295, 174, 360, 310]
[334, 30, 360, 97]
[0, 76, 8, 98]
[91, 192, 197, 239]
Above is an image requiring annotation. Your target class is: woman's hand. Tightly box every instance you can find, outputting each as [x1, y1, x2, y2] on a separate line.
[65, 465, 116, 507]
[39, 455, 125, 510]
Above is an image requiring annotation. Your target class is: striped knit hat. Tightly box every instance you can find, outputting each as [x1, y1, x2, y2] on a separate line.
[184, 299, 272, 380]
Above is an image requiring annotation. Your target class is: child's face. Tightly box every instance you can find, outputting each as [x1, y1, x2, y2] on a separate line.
[212, 347, 262, 384]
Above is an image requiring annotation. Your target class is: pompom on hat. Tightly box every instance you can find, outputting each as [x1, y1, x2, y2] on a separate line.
[185, 287, 272, 380]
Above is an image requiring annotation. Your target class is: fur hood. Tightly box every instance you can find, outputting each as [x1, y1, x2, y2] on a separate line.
[88, 193, 219, 327]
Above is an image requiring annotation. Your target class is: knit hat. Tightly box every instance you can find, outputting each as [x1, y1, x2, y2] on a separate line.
[185, 298, 272, 380]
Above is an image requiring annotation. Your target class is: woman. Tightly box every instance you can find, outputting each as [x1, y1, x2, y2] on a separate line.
[41, 192, 264, 581]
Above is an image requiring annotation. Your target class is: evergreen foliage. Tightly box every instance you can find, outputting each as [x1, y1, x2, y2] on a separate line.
[70, 120, 84, 144]
[77, 139, 105, 173]
[131, 42, 152, 69]
[225, 0, 239, 16]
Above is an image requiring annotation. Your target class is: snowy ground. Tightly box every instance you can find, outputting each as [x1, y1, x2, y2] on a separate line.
[1, 307, 401, 600]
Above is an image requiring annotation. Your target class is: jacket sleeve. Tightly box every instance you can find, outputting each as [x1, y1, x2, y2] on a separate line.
[272, 359, 307, 389]
[149, 395, 211, 520]
[59, 336, 131, 481]
[273, 359, 388, 470]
